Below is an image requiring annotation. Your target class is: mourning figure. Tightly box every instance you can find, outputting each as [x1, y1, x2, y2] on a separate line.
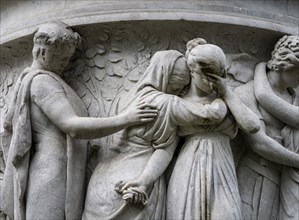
[167, 38, 260, 220]
[83, 50, 228, 219]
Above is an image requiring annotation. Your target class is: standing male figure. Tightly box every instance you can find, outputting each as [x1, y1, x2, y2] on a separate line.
[236, 35, 299, 219]
[1, 21, 157, 219]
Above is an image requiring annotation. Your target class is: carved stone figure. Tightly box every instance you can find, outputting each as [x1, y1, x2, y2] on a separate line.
[254, 35, 299, 220]
[83, 50, 229, 219]
[166, 39, 260, 220]
[0, 21, 157, 220]
[236, 35, 299, 220]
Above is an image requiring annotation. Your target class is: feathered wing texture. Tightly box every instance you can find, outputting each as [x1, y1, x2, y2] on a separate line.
[62, 22, 265, 169]
[0, 21, 269, 206]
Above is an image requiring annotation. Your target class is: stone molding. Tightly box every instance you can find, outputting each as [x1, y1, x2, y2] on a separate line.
[1, 0, 298, 44]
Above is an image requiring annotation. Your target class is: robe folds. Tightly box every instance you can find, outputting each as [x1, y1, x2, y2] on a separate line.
[279, 89, 299, 220]
[83, 50, 226, 219]
[167, 111, 242, 220]
[1, 68, 88, 219]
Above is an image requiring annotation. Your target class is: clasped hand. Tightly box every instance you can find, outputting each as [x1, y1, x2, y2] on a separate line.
[114, 180, 149, 206]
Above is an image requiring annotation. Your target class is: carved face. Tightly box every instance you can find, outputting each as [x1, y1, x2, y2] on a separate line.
[192, 71, 213, 94]
[166, 75, 189, 95]
[187, 44, 226, 94]
[192, 62, 222, 94]
[39, 44, 76, 74]
[166, 58, 190, 95]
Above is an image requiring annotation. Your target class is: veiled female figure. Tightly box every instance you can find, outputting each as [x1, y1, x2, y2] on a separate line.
[167, 39, 260, 220]
[83, 50, 227, 219]
[0, 22, 158, 220]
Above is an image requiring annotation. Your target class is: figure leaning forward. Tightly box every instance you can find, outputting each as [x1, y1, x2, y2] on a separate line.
[0, 21, 157, 220]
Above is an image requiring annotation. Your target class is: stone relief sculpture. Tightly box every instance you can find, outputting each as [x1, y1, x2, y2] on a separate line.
[0, 21, 158, 220]
[253, 35, 299, 220]
[83, 50, 231, 219]
[0, 14, 298, 220]
[236, 35, 299, 220]
[166, 39, 260, 220]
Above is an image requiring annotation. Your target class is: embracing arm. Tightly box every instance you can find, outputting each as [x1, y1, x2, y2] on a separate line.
[254, 62, 299, 128]
[31, 75, 157, 139]
[224, 88, 260, 133]
[117, 137, 178, 194]
[173, 96, 227, 126]
[41, 98, 157, 139]
[243, 128, 299, 168]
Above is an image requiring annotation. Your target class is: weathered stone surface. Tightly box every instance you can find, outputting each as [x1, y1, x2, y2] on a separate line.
[1, 0, 298, 44]
[0, 2, 299, 220]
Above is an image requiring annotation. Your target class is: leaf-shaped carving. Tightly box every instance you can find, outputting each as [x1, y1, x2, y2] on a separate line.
[76, 84, 87, 98]
[88, 100, 100, 117]
[85, 48, 97, 59]
[96, 44, 106, 55]
[0, 97, 4, 108]
[123, 59, 129, 71]
[108, 54, 123, 63]
[138, 61, 150, 74]
[142, 48, 152, 59]
[111, 62, 125, 77]
[124, 79, 136, 91]
[140, 32, 149, 41]
[3, 81, 8, 95]
[82, 90, 92, 108]
[3, 105, 8, 114]
[101, 26, 112, 34]
[114, 31, 124, 41]
[81, 68, 92, 82]
[148, 35, 159, 45]
[6, 75, 13, 88]
[104, 76, 122, 89]
[111, 42, 121, 52]
[95, 68, 106, 81]
[68, 78, 81, 91]
[88, 59, 96, 68]
[127, 67, 141, 82]
[131, 53, 138, 65]
[102, 87, 118, 101]
[98, 32, 109, 41]
[94, 54, 106, 68]
[136, 42, 145, 52]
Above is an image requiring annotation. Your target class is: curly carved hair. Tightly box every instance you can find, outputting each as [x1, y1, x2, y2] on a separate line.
[32, 21, 81, 58]
[186, 38, 227, 77]
[267, 35, 299, 71]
